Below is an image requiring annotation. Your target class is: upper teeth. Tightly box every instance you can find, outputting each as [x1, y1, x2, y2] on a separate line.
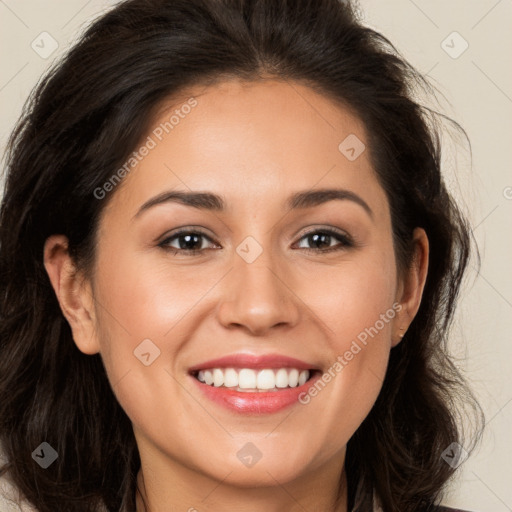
[196, 368, 310, 390]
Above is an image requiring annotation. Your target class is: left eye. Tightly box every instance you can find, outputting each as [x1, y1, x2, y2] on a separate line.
[159, 228, 353, 255]
[294, 229, 353, 252]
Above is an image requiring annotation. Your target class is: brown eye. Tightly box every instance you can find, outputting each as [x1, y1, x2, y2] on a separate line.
[295, 229, 353, 253]
[159, 229, 217, 255]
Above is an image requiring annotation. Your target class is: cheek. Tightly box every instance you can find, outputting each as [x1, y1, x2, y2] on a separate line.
[88, 248, 178, 386]
[90, 252, 196, 433]
[94, 246, 206, 339]
[307, 244, 398, 347]
[90, 246, 226, 393]
[296, 245, 398, 443]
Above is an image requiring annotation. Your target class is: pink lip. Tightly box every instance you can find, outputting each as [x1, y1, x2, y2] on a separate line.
[188, 352, 321, 415]
[188, 353, 319, 372]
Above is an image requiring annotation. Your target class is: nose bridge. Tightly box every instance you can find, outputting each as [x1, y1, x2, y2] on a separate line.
[216, 233, 300, 334]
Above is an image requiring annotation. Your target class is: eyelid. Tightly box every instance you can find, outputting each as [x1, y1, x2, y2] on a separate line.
[158, 226, 216, 243]
[295, 225, 352, 242]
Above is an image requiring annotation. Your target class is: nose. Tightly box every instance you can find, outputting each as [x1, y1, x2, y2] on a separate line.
[215, 245, 301, 336]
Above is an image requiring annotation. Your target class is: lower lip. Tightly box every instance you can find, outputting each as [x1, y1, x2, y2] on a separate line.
[190, 372, 321, 414]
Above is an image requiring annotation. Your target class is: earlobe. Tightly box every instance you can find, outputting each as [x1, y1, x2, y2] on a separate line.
[43, 234, 100, 355]
[392, 227, 429, 347]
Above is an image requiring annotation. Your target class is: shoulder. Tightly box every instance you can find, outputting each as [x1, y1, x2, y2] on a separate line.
[0, 473, 38, 512]
[0, 441, 37, 512]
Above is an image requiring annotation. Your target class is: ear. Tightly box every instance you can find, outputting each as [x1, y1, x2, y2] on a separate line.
[43, 234, 100, 355]
[392, 227, 429, 347]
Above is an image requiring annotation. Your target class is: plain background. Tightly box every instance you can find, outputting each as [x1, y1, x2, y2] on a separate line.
[0, 1, 511, 510]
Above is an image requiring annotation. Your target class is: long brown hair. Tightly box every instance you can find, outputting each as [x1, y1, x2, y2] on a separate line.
[0, 0, 484, 510]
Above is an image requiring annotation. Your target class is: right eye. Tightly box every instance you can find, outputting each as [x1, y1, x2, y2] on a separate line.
[158, 229, 218, 256]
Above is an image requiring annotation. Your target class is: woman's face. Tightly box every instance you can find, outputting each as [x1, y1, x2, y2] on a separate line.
[45, 78, 427, 503]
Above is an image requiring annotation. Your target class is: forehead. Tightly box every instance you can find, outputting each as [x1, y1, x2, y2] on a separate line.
[102, 78, 388, 220]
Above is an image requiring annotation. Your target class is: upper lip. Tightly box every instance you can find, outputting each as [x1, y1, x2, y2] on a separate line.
[188, 353, 321, 373]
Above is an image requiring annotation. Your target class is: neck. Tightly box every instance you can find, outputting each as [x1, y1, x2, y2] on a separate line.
[134, 453, 348, 512]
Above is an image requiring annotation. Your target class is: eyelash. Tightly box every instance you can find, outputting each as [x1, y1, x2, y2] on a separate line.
[158, 227, 354, 256]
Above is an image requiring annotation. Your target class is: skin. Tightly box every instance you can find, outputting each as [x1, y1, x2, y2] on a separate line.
[43, 78, 429, 512]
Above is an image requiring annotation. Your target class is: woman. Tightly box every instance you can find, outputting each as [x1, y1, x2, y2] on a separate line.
[0, 0, 484, 511]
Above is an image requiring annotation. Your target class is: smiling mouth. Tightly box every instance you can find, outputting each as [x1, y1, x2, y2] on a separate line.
[190, 367, 320, 392]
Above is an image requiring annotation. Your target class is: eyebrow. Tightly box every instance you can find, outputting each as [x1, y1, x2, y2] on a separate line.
[134, 187, 374, 220]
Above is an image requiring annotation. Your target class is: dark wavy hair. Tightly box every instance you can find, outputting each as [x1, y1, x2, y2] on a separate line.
[0, 0, 485, 511]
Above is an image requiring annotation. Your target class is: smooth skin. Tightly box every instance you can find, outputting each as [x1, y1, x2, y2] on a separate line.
[44, 78, 429, 512]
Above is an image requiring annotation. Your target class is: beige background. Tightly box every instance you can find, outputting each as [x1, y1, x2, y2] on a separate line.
[1, 1, 511, 511]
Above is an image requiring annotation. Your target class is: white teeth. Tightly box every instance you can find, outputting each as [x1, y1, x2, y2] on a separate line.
[275, 368, 289, 388]
[256, 369, 275, 390]
[223, 368, 238, 387]
[213, 368, 224, 387]
[238, 369, 257, 389]
[288, 369, 299, 387]
[203, 370, 213, 386]
[195, 367, 311, 390]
